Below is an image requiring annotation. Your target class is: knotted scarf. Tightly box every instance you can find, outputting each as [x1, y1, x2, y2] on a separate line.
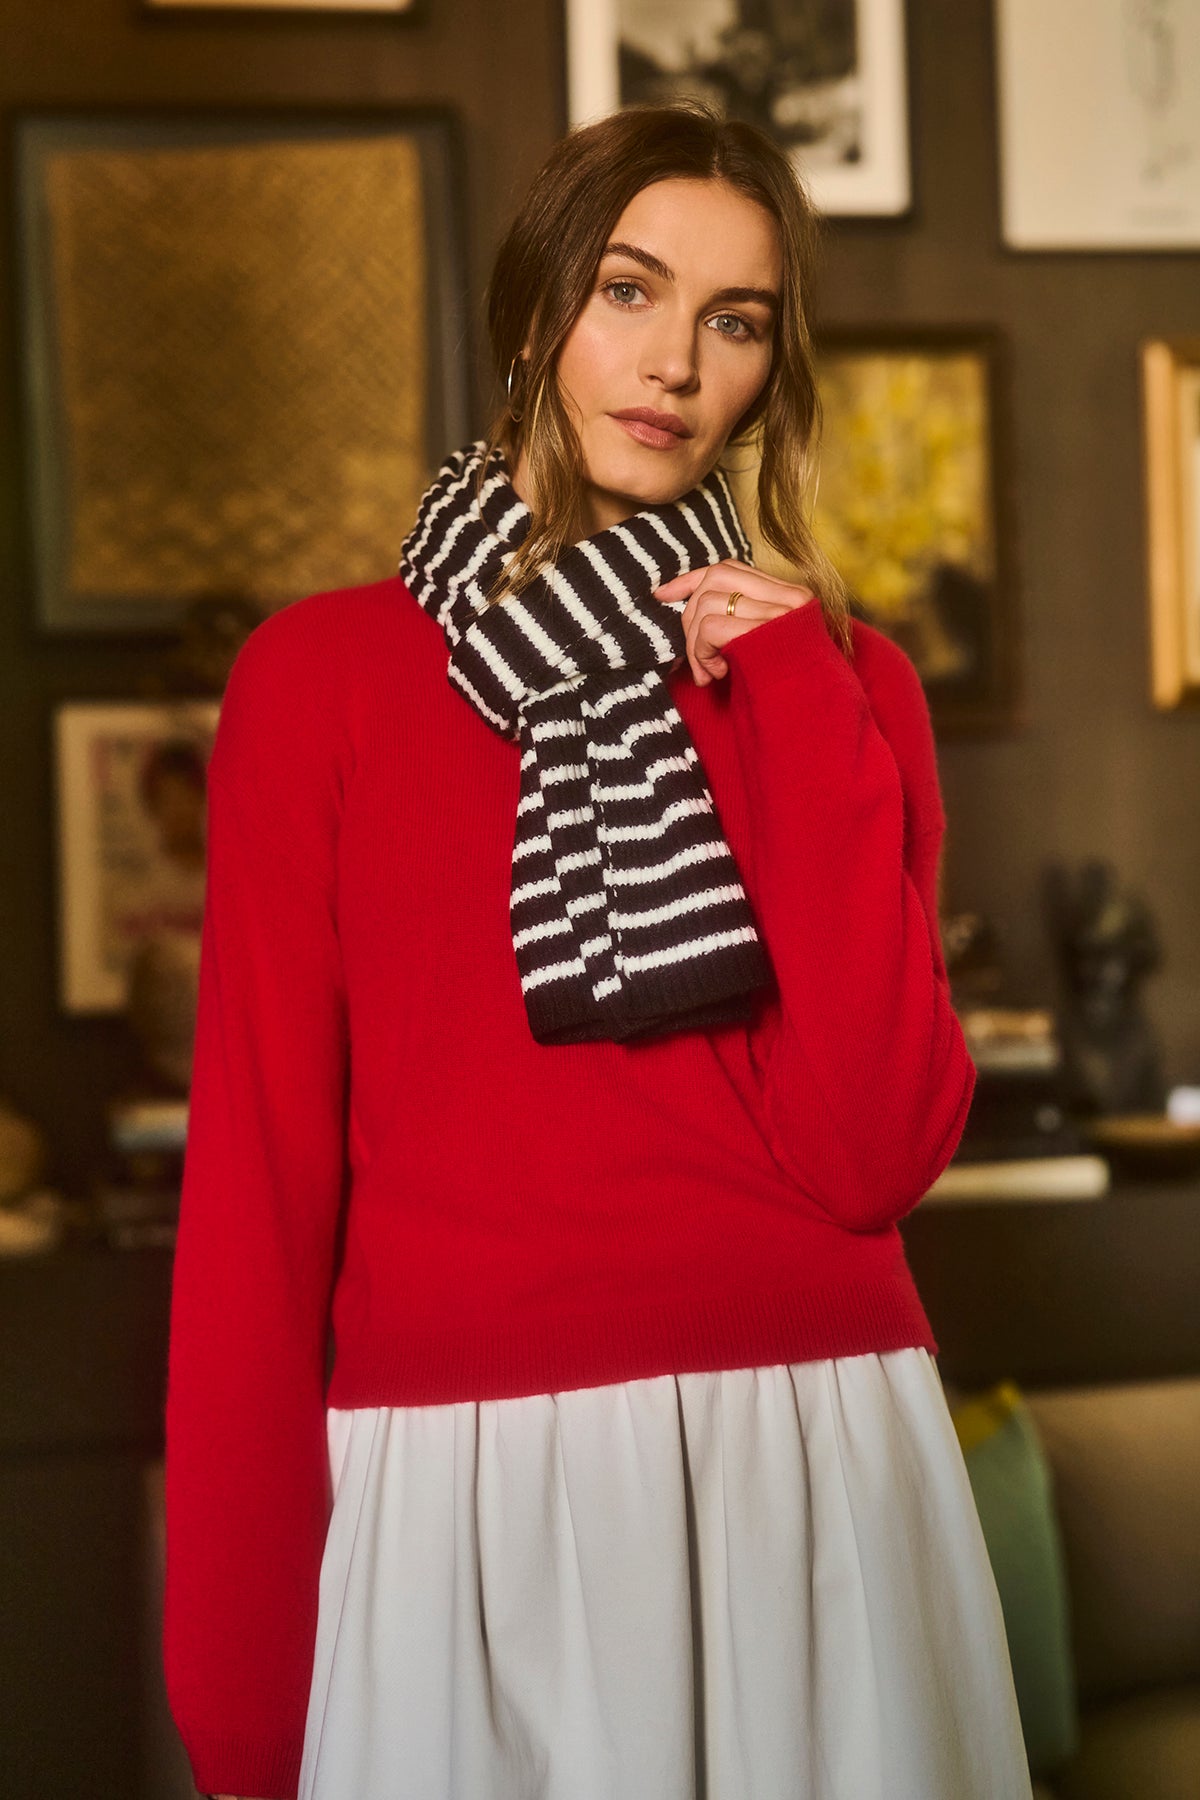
[399, 440, 776, 1045]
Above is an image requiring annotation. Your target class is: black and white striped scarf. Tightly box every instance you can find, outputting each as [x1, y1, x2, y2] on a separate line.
[399, 440, 775, 1045]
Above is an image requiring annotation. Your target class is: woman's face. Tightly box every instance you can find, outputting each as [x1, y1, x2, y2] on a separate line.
[532, 176, 782, 535]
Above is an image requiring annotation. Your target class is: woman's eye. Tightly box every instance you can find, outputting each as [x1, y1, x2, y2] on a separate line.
[603, 280, 645, 307]
[710, 313, 753, 340]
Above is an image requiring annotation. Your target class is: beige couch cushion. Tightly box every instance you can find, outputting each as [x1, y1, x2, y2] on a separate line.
[1053, 1684, 1200, 1800]
[1022, 1379, 1200, 1704]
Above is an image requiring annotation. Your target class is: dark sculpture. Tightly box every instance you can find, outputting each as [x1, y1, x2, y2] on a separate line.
[1042, 857, 1166, 1115]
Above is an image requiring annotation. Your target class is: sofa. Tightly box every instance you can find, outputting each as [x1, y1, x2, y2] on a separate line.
[939, 1371, 1200, 1800]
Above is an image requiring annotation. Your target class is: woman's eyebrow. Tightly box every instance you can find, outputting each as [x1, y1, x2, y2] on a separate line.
[602, 240, 674, 281]
[600, 241, 778, 311]
[710, 284, 779, 312]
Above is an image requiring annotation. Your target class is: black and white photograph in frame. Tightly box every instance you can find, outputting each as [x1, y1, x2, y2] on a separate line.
[55, 700, 220, 1014]
[995, 0, 1200, 249]
[566, 0, 911, 217]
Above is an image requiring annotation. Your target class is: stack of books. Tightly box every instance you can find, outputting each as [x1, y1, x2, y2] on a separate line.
[924, 1008, 1110, 1204]
[92, 1097, 189, 1248]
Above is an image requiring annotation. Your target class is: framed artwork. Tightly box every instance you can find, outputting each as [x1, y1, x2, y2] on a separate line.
[15, 107, 467, 633]
[55, 700, 221, 1013]
[995, 0, 1200, 250]
[727, 326, 1020, 735]
[1140, 337, 1200, 710]
[566, 0, 910, 218]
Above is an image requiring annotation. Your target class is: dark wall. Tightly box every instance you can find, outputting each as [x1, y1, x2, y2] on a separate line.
[819, 0, 1200, 1081]
[2, 0, 1198, 1202]
[0, 0, 566, 1194]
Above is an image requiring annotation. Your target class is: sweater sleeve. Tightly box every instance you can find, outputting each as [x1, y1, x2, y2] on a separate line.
[721, 599, 975, 1234]
[163, 610, 350, 1800]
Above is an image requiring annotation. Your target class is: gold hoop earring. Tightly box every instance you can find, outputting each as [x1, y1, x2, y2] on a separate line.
[506, 355, 525, 421]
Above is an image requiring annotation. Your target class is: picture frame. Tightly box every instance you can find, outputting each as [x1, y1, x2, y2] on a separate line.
[1140, 336, 1200, 711]
[995, 0, 1200, 250]
[54, 699, 221, 1014]
[727, 325, 1020, 735]
[566, 0, 910, 218]
[14, 106, 467, 634]
[142, 1, 421, 13]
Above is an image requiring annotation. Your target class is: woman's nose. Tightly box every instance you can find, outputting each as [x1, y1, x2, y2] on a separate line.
[639, 313, 699, 392]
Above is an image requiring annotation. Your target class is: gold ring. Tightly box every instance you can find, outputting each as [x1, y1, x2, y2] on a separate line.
[726, 590, 743, 617]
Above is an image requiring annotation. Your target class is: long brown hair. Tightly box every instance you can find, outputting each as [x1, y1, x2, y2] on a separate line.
[483, 102, 851, 657]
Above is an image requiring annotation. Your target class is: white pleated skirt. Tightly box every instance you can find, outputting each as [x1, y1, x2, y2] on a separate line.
[297, 1347, 1034, 1800]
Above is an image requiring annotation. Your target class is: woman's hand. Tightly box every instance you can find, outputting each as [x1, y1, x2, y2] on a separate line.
[653, 558, 818, 687]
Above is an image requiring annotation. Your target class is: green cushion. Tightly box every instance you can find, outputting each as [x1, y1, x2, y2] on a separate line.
[950, 1380, 1080, 1777]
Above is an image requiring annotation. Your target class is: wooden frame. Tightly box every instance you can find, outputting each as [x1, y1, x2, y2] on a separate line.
[1140, 337, 1200, 711]
[54, 700, 221, 1014]
[729, 324, 1020, 735]
[566, 0, 911, 219]
[13, 105, 467, 634]
[142, 1, 422, 14]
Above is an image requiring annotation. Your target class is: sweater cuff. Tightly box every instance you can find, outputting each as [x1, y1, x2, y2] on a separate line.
[722, 596, 857, 698]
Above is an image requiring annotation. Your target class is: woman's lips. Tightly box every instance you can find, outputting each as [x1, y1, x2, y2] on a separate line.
[610, 411, 693, 451]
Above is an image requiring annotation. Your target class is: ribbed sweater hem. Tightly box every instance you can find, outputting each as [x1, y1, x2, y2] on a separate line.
[326, 1274, 938, 1409]
[189, 1732, 301, 1800]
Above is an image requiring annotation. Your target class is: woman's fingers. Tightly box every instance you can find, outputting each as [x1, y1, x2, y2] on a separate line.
[653, 560, 816, 685]
[654, 559, 814, 611]
[687, 603, 793, 685]
[652, 557, 754, 603]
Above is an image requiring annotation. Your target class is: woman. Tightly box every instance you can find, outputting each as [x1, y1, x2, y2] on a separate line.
[164, 104, 1033, 1800]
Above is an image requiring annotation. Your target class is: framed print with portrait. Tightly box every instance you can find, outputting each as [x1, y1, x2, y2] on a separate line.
[728, 325, 1020, 735]
[1141, 337, 1200, 710]
[566, 0, 911, 217]
[15, 107, 466, 633]
[55, 700, 221, 1014]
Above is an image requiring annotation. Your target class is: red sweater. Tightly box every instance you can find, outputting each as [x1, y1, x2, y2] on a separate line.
[163, 576, 975, 1798]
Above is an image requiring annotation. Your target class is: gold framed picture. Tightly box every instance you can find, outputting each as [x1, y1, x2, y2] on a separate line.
[1140, 336, 1200, 711]
[15, 107, 465, 632]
